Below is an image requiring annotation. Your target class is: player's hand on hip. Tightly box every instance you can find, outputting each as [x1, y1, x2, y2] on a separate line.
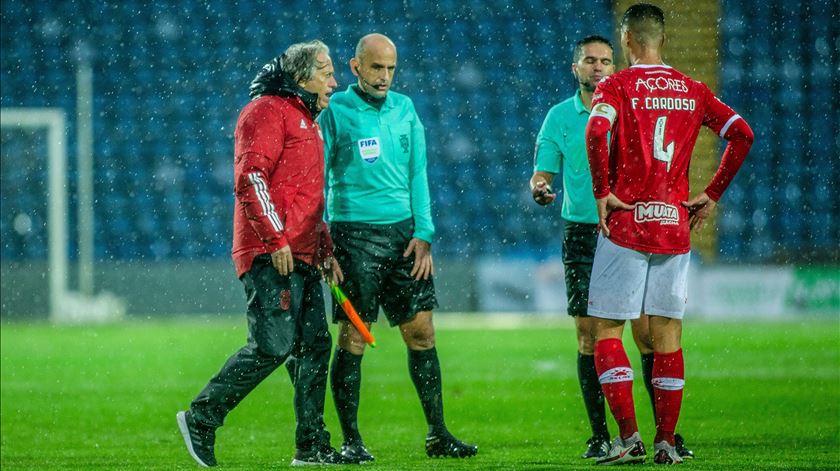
[271, 245, 294, 275]
[682, 192, 716, 232]
[403, 238, 433, 281]
[596, 193, 634, 237]
[531, 181, 556, 206]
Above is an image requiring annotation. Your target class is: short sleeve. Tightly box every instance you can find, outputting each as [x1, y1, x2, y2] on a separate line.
[534, 107, 562, 174]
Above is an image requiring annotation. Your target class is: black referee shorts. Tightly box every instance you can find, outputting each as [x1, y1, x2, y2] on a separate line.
[331, 219, 438, 326]
[562, 221, 599, 317]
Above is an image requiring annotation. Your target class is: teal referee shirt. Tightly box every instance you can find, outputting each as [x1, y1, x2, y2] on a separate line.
[318, 85, 434, 243]
[533, 90, 599, 224]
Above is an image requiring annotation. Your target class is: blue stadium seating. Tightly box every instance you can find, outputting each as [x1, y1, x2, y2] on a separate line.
[718, 0, 839, 261]
[1, 0, 836, 263]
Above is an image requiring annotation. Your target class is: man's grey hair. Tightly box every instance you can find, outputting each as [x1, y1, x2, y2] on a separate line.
[281, 40, 330, 84]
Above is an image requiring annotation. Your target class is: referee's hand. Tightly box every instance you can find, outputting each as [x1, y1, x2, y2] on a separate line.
[327, 256, 345, 284]
[404, 238, 433, 281]
[531, 181, 556, 206]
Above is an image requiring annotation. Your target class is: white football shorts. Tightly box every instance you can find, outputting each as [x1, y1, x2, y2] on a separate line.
[587, 235, 689, 320]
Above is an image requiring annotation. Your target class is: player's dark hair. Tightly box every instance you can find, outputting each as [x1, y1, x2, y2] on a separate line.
[621, 3, 665, 46]
[573, 35, 613, 63]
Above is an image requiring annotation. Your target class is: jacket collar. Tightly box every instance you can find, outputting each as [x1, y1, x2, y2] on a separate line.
[248, 55, 320, 117]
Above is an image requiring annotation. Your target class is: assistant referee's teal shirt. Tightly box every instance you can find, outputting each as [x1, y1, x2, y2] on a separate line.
[533, 90, 599, 224]
[318, 85, 434, 243]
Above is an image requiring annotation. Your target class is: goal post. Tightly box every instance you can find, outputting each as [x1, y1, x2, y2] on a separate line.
[1, 107, 125, 322]
[1, 108, 68, 319]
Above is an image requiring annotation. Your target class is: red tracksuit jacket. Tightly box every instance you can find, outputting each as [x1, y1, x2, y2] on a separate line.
[231, 94, 332, 277]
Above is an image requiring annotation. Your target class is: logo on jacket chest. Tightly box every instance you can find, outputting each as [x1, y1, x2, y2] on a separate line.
[296, 119, 322, 140]
[357, 137, 381, 164]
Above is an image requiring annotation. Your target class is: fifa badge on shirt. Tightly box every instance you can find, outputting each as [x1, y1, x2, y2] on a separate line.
[357, 137, 381, 164]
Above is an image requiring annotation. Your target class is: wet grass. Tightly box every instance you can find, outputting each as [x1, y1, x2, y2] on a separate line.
[1, 315, 838, 470]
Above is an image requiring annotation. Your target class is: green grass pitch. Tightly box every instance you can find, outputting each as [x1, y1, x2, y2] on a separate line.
[2, 315, 838, 470]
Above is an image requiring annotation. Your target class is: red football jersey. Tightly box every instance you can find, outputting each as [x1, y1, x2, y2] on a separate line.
[588, 64, 742, 254]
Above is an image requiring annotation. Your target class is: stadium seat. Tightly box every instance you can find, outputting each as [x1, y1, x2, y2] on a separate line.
[1, 0, 835, 264]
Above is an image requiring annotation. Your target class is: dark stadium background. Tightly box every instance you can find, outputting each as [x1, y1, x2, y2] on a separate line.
[1, 0, 838, 317]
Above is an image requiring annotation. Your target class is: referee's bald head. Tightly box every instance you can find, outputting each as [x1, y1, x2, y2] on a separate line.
[355, 33, 396, 62]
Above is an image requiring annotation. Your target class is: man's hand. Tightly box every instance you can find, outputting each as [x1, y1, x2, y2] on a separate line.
[271, 245, 294, 275]
[682, 192, 717, 232]
[531, 181, 557, 206]
[403, 238, 433, 281]
[596, 193, 634, 237]
[320, 256, 345, 284]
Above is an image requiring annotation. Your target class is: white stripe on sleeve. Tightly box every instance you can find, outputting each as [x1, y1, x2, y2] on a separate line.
[719, 114, 741, 138]
[248, 173, 283, 232]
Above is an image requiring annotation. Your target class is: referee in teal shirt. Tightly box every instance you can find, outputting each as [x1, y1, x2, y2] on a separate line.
[317, 33, 477, 463]
[530, 35, 614, 460]
[530, 35, 693, 461]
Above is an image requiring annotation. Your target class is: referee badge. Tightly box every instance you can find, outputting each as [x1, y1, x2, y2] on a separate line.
[399, 134, 409, 153]
[357, 137, 381, 164]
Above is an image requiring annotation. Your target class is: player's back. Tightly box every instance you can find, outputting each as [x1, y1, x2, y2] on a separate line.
[591, 64, 739, 253]
[600, 65, 711, 201]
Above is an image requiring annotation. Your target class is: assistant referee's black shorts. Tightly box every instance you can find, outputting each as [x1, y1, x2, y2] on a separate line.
[331, 218, 438, 326]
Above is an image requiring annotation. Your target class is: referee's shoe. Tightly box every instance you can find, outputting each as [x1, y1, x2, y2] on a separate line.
[291, 443, 360, 466]
[340, 441, 375, 463]
[176, 410, 217, 467]
[425, 431, 478, 458]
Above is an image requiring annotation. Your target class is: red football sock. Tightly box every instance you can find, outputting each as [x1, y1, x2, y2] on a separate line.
[652, 349, 685, 445]
[594, 338, 638, 440]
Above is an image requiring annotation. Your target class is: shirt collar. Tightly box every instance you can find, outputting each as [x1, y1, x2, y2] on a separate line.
[573, 89, 588, 115]
[630, 63, 672, 69]
[345, 84, 394, 111]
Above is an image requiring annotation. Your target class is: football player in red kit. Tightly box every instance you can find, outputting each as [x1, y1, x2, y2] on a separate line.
[585, 3, 754, 465]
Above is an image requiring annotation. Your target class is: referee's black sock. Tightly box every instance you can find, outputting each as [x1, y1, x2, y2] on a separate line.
[641, 352, 656, 418]
[408, 347, 447, 436]
[578, 352, 610, 440]
[331, 346, 364, 445]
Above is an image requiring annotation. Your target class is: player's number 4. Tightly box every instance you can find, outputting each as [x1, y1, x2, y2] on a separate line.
[654, 116, 674, 171]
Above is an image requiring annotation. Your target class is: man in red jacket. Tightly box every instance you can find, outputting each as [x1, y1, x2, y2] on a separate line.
[176, 40, 356, 467]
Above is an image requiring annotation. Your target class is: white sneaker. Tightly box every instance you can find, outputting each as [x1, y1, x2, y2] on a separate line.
[596, 432, 647, 465]
[653, 440, 684, 465]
